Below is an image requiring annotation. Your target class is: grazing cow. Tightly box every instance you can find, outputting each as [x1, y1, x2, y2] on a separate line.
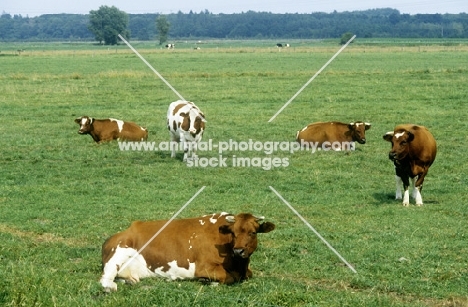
[74, 116, 148, 143]
[383, 124, 437, 206]
[296, 121, 371, 151]
[285, 43, 290, 48]
[276, 43, 283, 48]
[167, 100, 206, 161]
[165, 43, 175, 49]
[100, 212, 275, 291]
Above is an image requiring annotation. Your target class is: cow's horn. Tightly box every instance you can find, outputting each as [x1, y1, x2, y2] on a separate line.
[226, 215, 235, 223]
[254, 215, 265, 222]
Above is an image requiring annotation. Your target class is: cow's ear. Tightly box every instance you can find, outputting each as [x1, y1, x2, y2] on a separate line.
[365, 123, 371, 130]
[383, 131, 394, 142]
[74, 118, 81, 124]
[406, 131, 415, 142]
[348, 123, 355, 130]
[219, 225, 232, 234]
[199, 113, 207, 122]
[258, 222, 275, 233]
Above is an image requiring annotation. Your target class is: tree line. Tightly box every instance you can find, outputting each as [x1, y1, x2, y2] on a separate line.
[1, 8, 467, 42]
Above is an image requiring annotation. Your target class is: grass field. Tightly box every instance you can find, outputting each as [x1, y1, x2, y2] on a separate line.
[1, 39, 468, 306]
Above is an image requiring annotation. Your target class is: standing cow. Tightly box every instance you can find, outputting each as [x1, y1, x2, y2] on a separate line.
[74, 116, 148, 143]
[167, 100, 206, 161]
[296, 121, 371, 151]
[100, 212, 275, 291]
[383, 124, 437, 206]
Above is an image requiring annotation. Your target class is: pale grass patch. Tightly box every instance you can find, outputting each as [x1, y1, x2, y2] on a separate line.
[0, 223, 86, 246]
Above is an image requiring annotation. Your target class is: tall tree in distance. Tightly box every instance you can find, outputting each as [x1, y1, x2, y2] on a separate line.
[155, 15, 170, 45]
[88, 6, 129, 45]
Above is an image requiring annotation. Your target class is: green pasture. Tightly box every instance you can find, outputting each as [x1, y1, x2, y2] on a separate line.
[1, 39, 467, 306]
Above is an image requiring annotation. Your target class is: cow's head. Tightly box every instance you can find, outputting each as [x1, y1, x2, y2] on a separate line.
[348, 122, 371, 144]
[75, 116, 93, 134]
[220, 213, 275, 258]
[180, 108, 206, 137]
[383, 129, 414, 161]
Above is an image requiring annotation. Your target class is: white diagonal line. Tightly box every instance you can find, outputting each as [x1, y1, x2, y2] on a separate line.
[269, 186, 357, 273]
[117, 186, 206, 274]
[118, 34, 186, 101]
[268, 35, 356, 122]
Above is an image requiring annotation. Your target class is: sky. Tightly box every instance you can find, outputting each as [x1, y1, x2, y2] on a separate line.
[2, 0, 467, 17]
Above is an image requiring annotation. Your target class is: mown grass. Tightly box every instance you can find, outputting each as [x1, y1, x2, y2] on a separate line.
[1, 39, 468, 306]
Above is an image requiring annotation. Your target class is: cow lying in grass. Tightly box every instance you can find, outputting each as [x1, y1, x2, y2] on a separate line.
[100, 212, 275, 292]
[296, 121, 371, 151]
[75, 116, 148, 143]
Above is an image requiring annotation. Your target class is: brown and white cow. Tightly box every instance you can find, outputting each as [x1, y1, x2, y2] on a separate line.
[75, 116, 148, 143]
[100, 212, 275, 291]
[383, 124, 437, 206]
[296, 121, 371, 151]
[167, 100, 206, 161]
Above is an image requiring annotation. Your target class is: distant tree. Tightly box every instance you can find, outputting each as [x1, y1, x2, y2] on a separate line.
[155, 15, 170, 45]
[340, 32, 355, 44]
[88, 6, 129, 45]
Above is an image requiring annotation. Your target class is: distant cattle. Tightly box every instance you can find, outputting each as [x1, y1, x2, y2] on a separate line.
[296, 121, 371, 151]
[74, 116, 148, 143]
[383, 124, 437, 206]
[100, 212, 276, 291]
[276, 43, 283, 48]
[165, 44, 175, 49]
[167, 100, 206, 161]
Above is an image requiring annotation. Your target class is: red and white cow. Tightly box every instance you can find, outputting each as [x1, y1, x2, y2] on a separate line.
[167, 100, 206, 161]
[75, 116, 148, 143]
[383, 124, 437, 206]
[296, 121, 371, 150]
[100, 212, 275, 291]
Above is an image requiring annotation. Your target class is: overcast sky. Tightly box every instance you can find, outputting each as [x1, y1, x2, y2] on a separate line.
[2, 0, 467, 17]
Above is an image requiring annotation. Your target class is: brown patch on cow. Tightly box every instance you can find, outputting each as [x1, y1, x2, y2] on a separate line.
[172, 103, 186, 116]
[180, 113, 190, 131]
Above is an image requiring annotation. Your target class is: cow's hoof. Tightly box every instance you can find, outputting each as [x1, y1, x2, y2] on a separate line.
[402, 203, 410, 207]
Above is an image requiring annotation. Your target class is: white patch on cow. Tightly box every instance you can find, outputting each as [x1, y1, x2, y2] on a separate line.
[402, 190, 410, 206]
[154, 260, 196, 280]
[209, 214, 218, 224]
[81, 117, 87, 126]
[414, 186, 423, 206]
[100, 246, 154, 291]
[199, 219, 205, 225]
[394, 131, 405, 139]
[110, 118, 124, 133]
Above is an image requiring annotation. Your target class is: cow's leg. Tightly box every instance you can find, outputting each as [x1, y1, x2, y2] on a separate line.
[401, 176, 411, 206]
[183, 140, 189, 162]
[100, 261, 119, 292]
[395, 175, 403, 200]
[413, 186, 423, 206]
[414, 171, 428, 206]
[170, 133, 179, 158]
[190, 141, 198, 160]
